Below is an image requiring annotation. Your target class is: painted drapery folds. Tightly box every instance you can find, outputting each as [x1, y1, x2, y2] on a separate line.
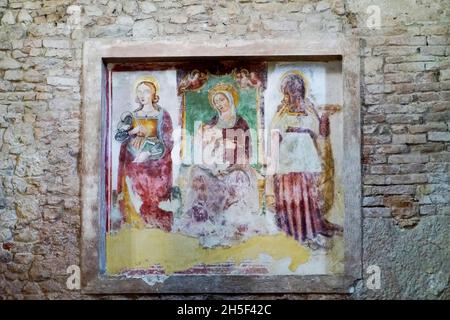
[104, 60, 344, 277]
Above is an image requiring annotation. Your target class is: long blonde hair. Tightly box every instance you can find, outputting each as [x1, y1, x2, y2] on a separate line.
[134, 81, 160, 112]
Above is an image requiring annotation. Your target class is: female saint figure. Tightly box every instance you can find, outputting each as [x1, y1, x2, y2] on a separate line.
[268, 71, 342, 247]
[115, 78, 174, 231]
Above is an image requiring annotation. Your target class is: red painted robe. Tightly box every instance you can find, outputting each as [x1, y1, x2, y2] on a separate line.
[271, 105, 339, 243]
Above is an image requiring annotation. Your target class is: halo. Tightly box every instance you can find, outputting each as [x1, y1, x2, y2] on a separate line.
[133, 75, 160, 95]
[279, 69, 310, 97]
[208, 83, 239, 109]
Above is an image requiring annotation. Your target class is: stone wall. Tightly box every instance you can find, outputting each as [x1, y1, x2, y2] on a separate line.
[0, 0, 448, 299]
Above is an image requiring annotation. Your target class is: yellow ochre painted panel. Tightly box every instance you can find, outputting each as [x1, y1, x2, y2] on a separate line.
[106, 228, 310, 275]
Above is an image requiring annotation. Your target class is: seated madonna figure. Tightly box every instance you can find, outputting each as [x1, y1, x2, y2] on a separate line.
[176, 83, 273, 247]
[200, 83, 251, 168]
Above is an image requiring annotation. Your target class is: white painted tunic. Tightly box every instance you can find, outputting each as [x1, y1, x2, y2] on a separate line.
[271, 106, 322, 174]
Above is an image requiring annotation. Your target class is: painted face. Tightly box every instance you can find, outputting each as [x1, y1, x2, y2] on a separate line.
[283, 78, 305, 112]
[136, 83, 154, 106]
[213, 92, 231, 113]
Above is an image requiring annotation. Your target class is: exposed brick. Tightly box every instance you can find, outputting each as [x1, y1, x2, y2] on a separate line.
[373, 46, 419, 56]
[384, 73, 415, 84]
[437, 206, 450, 215]
[417, 92, 440, 102]
[369, 165, 401, 175]
[46, 76, 78, 87]
[363, 114, 386, 123]
[419, 205, 436, 215]
[170, 15, 188, 24]
[410, 142, 446, 153]
[426, 35, 448, 45]
[374, 145, 409, 154]
[4, 70, 24, 81]
[385, 174, 428, 185]
[386, 114, 422, 124]
[364, 175, 386, 185]
[388, 154, 429, 164]
[430, 152, 450, 162]
[440, 69, 450, 81]
[363, 154, 387, 165]
[363, 196, 384, 207]
[363, 207, 391, 218]
[386, 36, 426, 46]
[262, 20, 297, 31]
[364, 135, 392, 145]
[42, 40, 71, 49]
[364, 185, 417, 195]
[408, 122, 448, 133]
[392, 134, 427, 144]
[428, 131, 450, 141]
[364, 57, 383, 75]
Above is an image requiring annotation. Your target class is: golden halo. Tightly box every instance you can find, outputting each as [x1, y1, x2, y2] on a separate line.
[134, 75, 160, 95]
[279, 69, 310, 97]
[208, 83, 239, 109]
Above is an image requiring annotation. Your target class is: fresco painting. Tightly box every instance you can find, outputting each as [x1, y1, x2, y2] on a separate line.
[114, 77, 174, 231]
[104, 60, 344, 277]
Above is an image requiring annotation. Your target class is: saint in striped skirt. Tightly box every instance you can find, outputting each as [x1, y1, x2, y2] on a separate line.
[274, 172, 336, 243]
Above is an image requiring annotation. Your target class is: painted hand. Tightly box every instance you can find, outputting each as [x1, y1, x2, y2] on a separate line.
[131, 136, 145, 149]
[129, 125, 147, 137]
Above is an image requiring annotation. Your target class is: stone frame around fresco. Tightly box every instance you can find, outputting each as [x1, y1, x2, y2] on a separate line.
[80, 36, 362, 294]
